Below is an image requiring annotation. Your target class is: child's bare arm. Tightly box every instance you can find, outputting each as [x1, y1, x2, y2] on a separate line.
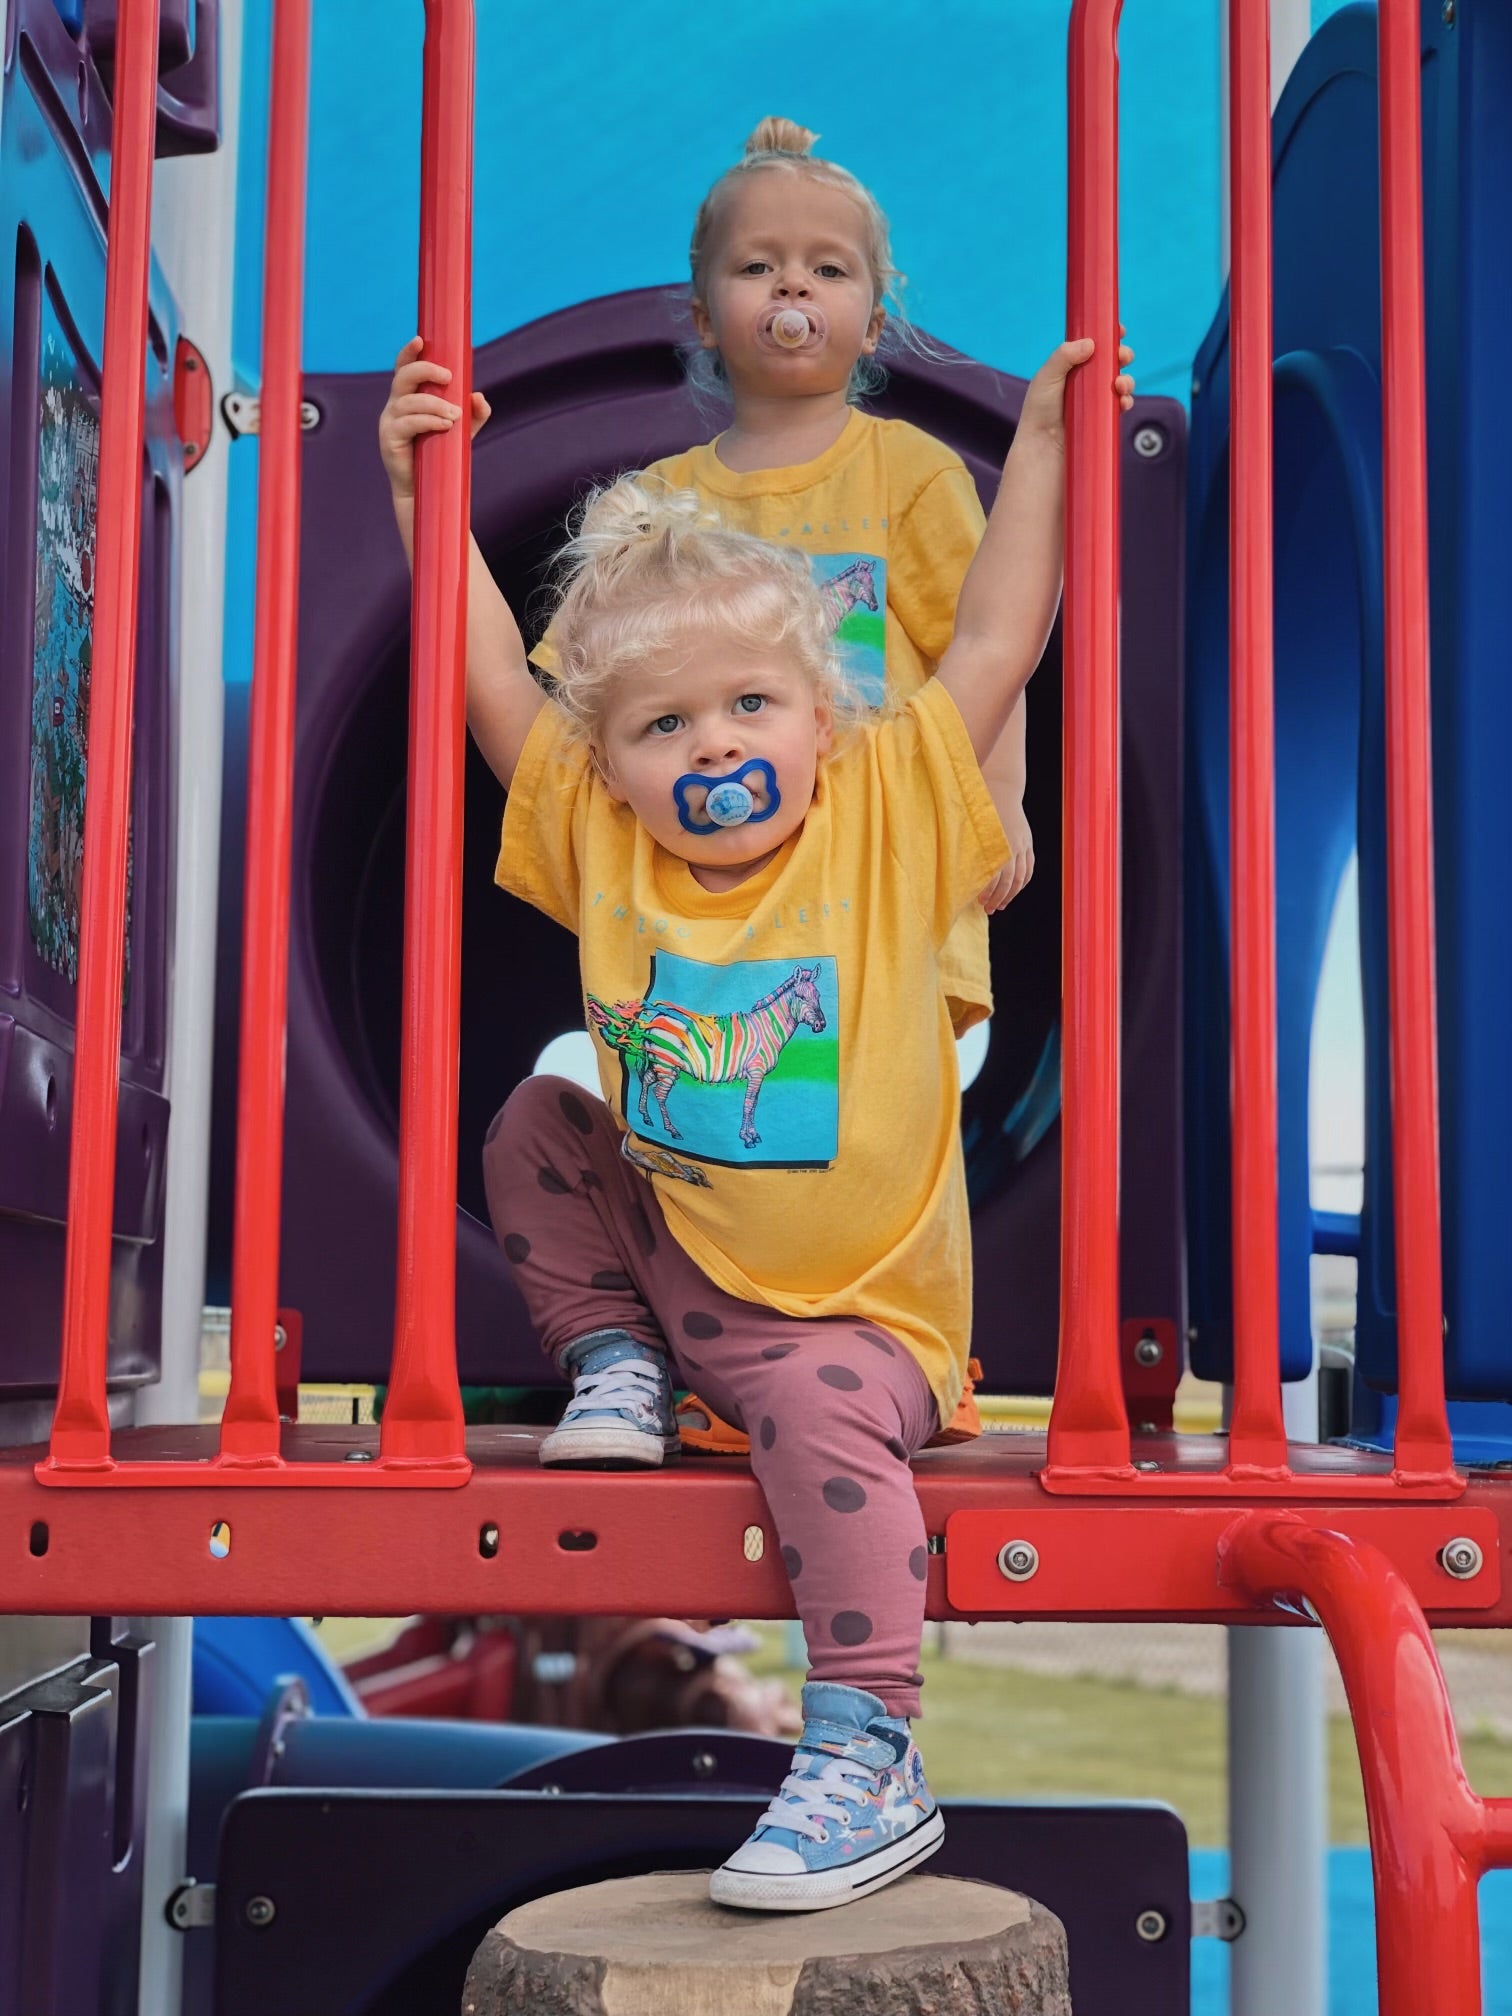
[380, 338, 543, 788]
[939, 335, 1133, 765]
[978, 701, 1032, 909]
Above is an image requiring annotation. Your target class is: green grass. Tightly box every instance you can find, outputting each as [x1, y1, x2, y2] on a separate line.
[743, 1632, 1512, 1846]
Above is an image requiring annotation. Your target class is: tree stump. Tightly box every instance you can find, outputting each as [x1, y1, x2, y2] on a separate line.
[462, 1870, 1071, 2015]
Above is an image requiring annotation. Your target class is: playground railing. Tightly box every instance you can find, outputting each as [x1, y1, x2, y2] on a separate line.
[39, 0, 477, 1486]
[1044, 0, 1457, 1499]
[38, 0, 1458, 1501]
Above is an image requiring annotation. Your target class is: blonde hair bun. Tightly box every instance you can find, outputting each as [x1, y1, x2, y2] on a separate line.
[743, 116, 817, 159]
[568, 474, 713, 567]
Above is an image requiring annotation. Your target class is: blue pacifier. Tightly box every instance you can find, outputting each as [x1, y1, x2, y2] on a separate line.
[673, 758, 781, 836]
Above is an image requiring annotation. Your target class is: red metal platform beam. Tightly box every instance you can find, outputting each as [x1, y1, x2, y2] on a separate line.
[221, 0, 313, 1466]
[1222, 1514, 1512, 2016]
[1046, 0, 1132, 1480]
[380, 0, 473, 1469]
[44, 0, 163, 1473]
[1377, 0, 1452, 1483]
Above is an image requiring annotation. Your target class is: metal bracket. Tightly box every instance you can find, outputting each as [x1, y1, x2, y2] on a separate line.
[220, 391, 321, 439]
[1192, 1896, 1246, 1942]
[167, 1881, 216, 1930]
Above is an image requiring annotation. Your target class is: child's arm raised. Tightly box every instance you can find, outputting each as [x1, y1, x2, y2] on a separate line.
[379, 337, 543, 789]
[938, 334, 1133, 764]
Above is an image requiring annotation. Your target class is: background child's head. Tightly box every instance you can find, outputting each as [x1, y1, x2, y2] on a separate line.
[550, 477, 856, 865]
[687, 119, 905, 408]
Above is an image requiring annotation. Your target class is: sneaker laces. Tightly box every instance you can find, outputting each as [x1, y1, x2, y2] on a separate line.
[756, 1753, 881, 1844]
[564, 1355, 666, 1420]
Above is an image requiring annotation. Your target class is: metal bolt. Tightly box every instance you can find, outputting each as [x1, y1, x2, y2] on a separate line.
[1440, 1536, 1483, 1580]
[1136, 1908, 1168, 1943]
[1443, 0, 1455, 23]
[1134, 1459, 1161, 1472]
[1134, 1334, 1164, 1367]
[1133, 424, 1166, 461]
[344, 1448, 374, 1462]
[692, 1750, 718, 1779]
[273, 1323, 287, 1351]
[245, 1896, 276, 1929]
[997, 1539, 1040, 1583]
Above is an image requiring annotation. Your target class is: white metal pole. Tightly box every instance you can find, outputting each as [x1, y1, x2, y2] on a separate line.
[136, 4, 245, 2009]
[1227, 1369, 1328, 2016]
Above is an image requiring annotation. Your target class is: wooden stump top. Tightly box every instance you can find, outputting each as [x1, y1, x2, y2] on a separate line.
[462, 1870, 1071, 2015]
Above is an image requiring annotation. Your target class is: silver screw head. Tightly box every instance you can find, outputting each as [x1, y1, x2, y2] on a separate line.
[1133, 424, 1166, 460]
[273, 1323, 287, 1351]
[344, 1447, 374, 1462]
[1440, 1536, 1483, 1580]
[1443, 1, 1455, 23]
[1136, 1908, 1168, 1942]
[997, 1539, 1040, 1582]
[1134, 1459, 1162, 1472]
[692, 1751, 718, 1779]
[245, 1895, 276, 1929]
[1134, 1334, 1164, 1366]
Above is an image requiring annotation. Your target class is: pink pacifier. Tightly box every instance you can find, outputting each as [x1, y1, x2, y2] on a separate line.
[769, 307, 813, 349]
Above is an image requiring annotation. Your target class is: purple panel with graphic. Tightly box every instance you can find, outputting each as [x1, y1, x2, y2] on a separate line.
[0, 0, 176, 1404]
[211, 285, 1184, 1392]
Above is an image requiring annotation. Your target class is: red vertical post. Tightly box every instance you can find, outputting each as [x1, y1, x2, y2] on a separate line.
[1377, 0, 1452, 1480]
[1046, 0, 1132, 1477]
[380, 0, 472, 1467]
[220, 0, 312, 1464]
[44, 0, 162, 1471]
[1224, 0, 1288, 1475]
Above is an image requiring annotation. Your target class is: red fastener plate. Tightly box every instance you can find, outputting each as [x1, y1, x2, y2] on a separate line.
[945, 1505, 1502, 1616]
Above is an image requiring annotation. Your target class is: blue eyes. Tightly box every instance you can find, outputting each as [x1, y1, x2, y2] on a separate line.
[645, 697, 764, 737]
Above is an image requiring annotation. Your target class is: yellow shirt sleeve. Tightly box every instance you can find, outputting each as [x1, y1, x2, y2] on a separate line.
[494, 698, 591, 933]
[871, 679, 1009, 943]
[887, 461, 986, 667]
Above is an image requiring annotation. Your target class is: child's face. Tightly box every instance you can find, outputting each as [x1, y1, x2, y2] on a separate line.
[692, 173, 885, 402]
[593, 642, 834, 879]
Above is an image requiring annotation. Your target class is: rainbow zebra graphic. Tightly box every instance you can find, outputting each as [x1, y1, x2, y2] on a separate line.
[817, 556, 879, 630]
[587, 965, 827, 1150]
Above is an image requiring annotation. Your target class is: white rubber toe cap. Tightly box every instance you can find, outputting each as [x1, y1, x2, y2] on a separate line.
[718, 1836, 808, 1876]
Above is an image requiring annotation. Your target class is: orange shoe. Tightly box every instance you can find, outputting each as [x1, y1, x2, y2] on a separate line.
[926, 1358, 984, 1447]
[676, 1392, 750, 1455]
[678, 1358, 985, 1456]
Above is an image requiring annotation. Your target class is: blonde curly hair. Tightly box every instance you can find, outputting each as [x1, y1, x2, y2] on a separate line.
[547, 474, 859, 741]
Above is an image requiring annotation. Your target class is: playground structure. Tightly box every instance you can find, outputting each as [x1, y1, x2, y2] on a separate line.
[6, 0, 1512, 2011]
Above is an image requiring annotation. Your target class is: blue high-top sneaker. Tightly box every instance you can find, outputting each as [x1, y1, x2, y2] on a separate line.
[539, 1330, 679, 1468]
[710, 1681, 943, 1911]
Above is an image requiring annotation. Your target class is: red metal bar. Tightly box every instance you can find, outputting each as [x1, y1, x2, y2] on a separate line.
[43, 0, 163, 1472]
[1046, 0, 1131, 1478]
[1221, 1514, 1512, 2016]
[1377, 0, 1452, 1482]
[380, 0, 473, 1467]
[1224, 0, 1287, 1476]
[220, 0, 313, 1466]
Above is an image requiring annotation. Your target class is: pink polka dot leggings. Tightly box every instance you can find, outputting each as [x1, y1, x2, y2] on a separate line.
[482, 1077, 941, 1719]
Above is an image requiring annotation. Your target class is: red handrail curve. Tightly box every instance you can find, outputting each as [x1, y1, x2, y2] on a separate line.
[1224, 0, 1287, 1475]
[380, 0, 473, 1467]
[221, 0, 312, 1466]
[44, 0, 163, 1472]
[1046, 0, 1131, 1478]
[1221, 1514, 1512, 2016]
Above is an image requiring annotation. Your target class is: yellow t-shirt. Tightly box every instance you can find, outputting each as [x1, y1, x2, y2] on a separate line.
[496, 678, 1008, 1423]
[534, 409, 995, 1033]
